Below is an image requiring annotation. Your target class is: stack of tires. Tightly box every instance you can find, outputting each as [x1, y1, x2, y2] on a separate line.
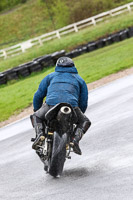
[0, 73, 7, 85]
[15, 64, 30, 77]
[34, 55, 54, 69]
[3, 68, 18, 82]
[34, 50, 66, 67]
[69, 27, 133, 56]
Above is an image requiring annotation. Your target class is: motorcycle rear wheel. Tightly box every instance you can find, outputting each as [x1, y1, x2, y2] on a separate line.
[49, 132, 67, 177]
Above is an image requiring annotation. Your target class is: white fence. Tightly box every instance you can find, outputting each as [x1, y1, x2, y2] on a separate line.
[0, 2, 133, 59]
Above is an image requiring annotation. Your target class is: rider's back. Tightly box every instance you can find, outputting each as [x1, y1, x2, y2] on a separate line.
[46, 66, 83, 107]
[33, 60, 88, 113]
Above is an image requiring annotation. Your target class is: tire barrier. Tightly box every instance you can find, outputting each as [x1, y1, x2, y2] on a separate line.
[111, 33, 120, 43]
[119, 29, 129, 41]
[127, 27, 133, 37]
[27, 61, 42, 73]
[65, 52, 74, 58]
[3, 69, 18, 81]
[51, 50, 66, 64]
[70, 49, 82, 58]
[34, 55, 54, 69]
[0, 73, 7, 85]
[87, 42, 97, 52]
[95, 40, 105, 49]
[106, 36, 113, 45]
[16, 64, 30, 77]
[0, 27, 133, 85]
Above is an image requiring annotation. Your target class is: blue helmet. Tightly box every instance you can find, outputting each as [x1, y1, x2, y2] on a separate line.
[56, 57, 75, 67]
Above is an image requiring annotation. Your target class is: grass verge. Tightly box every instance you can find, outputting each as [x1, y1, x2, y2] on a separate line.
[0, 11, 133, 72]
[0, 0, 132, 49]
[0, 37, 133, 122]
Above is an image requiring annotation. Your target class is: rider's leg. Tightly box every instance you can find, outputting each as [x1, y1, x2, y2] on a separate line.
[30, 114, 44, 150]
[73, 107, 91, 155]
[30, 103, 52, 150]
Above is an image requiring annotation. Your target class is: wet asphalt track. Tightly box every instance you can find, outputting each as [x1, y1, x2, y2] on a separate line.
[0, 74, 133, 200]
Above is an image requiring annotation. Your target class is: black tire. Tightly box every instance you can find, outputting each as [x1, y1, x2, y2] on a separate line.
[49, 132, 67, 177]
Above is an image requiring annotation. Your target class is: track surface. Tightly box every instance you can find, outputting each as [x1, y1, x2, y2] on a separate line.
[0, 74, 133, 200]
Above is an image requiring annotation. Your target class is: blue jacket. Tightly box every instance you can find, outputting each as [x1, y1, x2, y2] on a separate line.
[33, 66, 88, 113]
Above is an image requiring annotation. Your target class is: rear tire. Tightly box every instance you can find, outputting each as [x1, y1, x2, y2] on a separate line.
[49, 132, 67, 177]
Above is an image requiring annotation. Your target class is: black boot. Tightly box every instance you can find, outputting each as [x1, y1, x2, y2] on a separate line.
[73, 128, 84, 155]
[32, 123, 45, 150]
[30, 115, 45, 150]
[72, 107, 91, 155]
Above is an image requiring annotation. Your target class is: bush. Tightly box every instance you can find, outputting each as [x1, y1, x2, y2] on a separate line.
[67, 0, 132, 23]
[0, 0, 27, 11]
[52, 0, 70, 29]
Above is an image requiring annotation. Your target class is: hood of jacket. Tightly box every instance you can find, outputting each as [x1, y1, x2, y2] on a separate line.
[55, 66, 78, 74]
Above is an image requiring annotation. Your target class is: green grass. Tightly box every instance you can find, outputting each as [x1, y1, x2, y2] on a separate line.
[1, 11, 133, 73]
[0, 0, 53, 48]
[0, 37, 133, 122]
[0, 0, 132, 49]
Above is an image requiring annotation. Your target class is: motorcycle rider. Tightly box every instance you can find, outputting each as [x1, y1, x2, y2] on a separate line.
[31, 56, 91, 155]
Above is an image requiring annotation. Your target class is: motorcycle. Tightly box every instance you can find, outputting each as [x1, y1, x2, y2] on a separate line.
[31, 103, 78, 178]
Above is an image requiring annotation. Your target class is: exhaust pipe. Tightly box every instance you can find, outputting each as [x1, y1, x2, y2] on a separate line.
[60, 106, 71, 114]
[57, 106, 72, 122]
